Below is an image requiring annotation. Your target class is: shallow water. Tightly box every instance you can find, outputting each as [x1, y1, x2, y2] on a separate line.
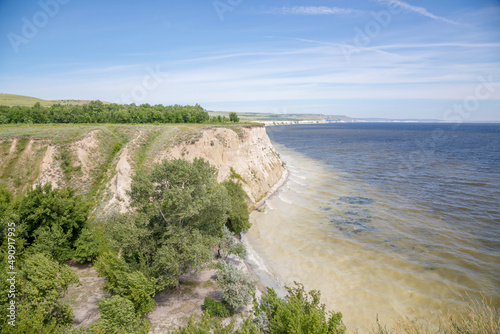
[245, 123, 500, 332]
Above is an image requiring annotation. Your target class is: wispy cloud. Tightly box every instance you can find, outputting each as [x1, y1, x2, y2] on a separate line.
[267, 6, 358, 15]
[378, 0, 460, 25]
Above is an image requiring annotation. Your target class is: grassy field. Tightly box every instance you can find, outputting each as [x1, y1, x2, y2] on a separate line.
[0, 93, 111, 107]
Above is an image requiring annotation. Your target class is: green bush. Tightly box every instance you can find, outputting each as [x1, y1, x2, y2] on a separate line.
[74, 227, 105, 263]
[222, 180, 251, 234]
[95, 252, 156, 316]
[257, 282, 346, 334]
[18, 184, 89, 248]
[90, 296, 150, 334]
[203, 297, 233, 318]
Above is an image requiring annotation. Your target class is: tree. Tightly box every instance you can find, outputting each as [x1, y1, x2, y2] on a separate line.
[0, 185, 12, 218]
[129, 158, 229, 237]
[229, 112, 240, 123]
[217, 261, 256, 311]
[27, 224, 72, 263]
[222, 180, 251, 234]
[17, 253, 80, 326]
[18, 184, 89, 249]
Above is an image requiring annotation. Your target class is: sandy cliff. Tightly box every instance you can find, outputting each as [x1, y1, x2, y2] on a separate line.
[157, 126, 285, 204]
[0, 124, 285, 212]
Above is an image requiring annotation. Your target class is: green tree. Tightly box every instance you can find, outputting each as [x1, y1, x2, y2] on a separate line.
[129, 158, 229, 237]
[28, 224, 72, 263]
[18, 184, 89, 249]
[18, 253, 79, 326]
[229, 112, 240, 123]
[222, 180, 251, 234]
[0, 185, 12, 218]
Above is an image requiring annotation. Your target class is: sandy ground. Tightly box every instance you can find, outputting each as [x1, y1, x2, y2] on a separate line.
[147, 268, 221, 333]
[63, 262, 110, 328]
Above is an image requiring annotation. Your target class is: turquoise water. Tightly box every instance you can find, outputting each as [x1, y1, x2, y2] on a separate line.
[245, 123, 500, 331]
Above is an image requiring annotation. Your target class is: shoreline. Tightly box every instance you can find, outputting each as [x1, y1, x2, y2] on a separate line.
[253, 167, 290, 211]
[243, 167, 290, 298]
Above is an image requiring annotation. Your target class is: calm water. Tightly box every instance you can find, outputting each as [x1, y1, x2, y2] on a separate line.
[245, 123, 500, 332]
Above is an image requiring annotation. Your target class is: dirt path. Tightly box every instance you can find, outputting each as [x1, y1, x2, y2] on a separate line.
[63, 262, 109, 328]
[147, 268, 220, 333]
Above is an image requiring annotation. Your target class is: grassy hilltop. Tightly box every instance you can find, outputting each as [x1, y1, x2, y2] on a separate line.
[0, 93, 111, 107]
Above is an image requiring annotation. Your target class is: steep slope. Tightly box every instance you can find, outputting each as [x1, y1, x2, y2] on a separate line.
[0, 124, 285, 213]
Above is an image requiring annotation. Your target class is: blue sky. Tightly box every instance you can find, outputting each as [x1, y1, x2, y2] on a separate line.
[0, 0, 499, 120]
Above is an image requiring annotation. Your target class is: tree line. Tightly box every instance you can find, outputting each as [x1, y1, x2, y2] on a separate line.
[0, 101, 239, 124]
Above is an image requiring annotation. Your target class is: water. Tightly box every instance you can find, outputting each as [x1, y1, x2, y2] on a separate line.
[245, 123, 500, 332]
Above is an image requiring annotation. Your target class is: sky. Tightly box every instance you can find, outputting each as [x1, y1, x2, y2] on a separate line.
[0, 0, 499, 121]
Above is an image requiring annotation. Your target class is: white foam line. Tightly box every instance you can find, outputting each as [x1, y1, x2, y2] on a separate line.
[279, 193, 293, 204]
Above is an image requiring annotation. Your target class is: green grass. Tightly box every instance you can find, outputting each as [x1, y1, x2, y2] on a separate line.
[0, 93, 110, 107]
[0, 93, 53, 107]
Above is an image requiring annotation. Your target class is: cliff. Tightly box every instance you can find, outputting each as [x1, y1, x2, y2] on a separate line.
[0, 124, 285, 215]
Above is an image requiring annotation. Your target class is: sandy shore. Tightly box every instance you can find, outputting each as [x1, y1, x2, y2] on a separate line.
[253, 167, 290, 210]
[243, 167, 290, 298]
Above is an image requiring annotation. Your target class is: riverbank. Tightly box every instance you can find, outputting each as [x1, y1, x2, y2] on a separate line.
[243, 167, 290, 298]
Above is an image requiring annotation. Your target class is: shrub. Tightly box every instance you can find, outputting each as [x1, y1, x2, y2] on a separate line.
[217, 226, 246, 261]
[90, 296, 150, 334]
[95, 252, 156, 315]
[257, 282, 346, 334]
[222, 180, 251, 234]
[203, 297, 233, 318]
[217, 261, 257, 311]
[18, 184, 89, 246]
[74, 227, 105, 263]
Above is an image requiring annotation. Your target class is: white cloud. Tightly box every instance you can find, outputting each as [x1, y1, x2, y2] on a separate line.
[268, 6, 358, 15]
[378, 0, 460, 25]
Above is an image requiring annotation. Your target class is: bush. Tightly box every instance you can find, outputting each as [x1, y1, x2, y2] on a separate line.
[222, 180, 251, 234]
[172, 312, 261, 334]
[217, 226, 246, 261]
[74, 227, 105, 263]
[257, 282, 346, 334]
[217, 261, 257, 311]
[203, 297, 233, 318]
[90, 296, 150, 334]
[95, 252, 156, 315]
[18, 184, 89, 247]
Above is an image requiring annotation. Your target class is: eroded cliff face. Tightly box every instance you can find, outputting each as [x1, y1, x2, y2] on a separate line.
[158, 126, 285, 204]
[0, 124, 285, 213]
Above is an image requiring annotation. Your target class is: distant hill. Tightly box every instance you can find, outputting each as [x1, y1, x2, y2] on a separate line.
[208, 111, 355, 123]
[0, 93, 111, 107]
